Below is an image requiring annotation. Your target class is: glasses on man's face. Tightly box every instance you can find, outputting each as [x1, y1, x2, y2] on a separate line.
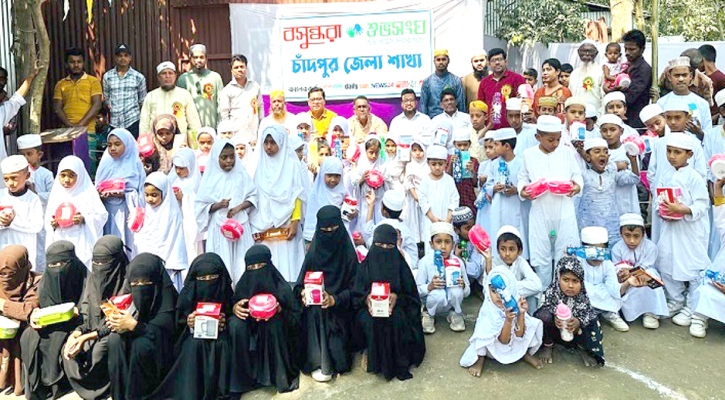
[578, 48, 596, 55]
[489, 57, 505, 64]
[309, 97, 324, 103]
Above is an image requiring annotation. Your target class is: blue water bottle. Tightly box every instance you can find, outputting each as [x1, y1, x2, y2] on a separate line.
[705, 270, 725, 285]
[566, 246, 611, 261]
[453, 149, 463, 183]
[490, 275, 519, 314]
[434, 250, 445, 278]
[498, 158, 509, 185]
[333, 135, 343, 159]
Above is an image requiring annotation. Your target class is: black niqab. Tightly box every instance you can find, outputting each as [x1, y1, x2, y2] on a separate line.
[39, 240, 87, 307]
[81, 235, 129, 332]
[123, 253, 176, 323]
[177, 253, 234, 327]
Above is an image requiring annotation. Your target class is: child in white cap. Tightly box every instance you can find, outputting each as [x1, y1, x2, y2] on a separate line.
[419, 144, 460, 255]
[611, 213, 669, 329]
[17, 134, 54, 271]
[416, 221, 470, 333]
[655, 131, 710, 326]
[505, 98, 538, 157]
[474, 130, 496, 235]
[584, 103, 599, 138]
[657, 56, 713, 132]
[518, 115, 583, 288]
[363, 189, 418, 269]
[579, 138, 639, 246]
[451, 206, 484, 286]
[578, 226, 627, 331]
[597, 114, 640, 216]
[449, 128, 480, 218]
[602, 91, 637, 141]
[0, 155, 43, 270]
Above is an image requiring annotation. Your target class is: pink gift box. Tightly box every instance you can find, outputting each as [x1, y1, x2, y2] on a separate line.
[249, 293, 278, 320]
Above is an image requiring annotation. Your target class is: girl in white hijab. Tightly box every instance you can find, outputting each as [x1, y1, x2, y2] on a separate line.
[95, 128, 146, 257]
[251, 124, 307, 282]
[303, 157, 353, 242]
[135, 172, 189, 291]
[168, 148, 203, 263]
[380, 131, 406, 192]
[195, 139, 258, 284]
[459, 266, 543, 376]
[402, 139, 429, 244]
[45, 156, 108, 268]
[347, 133, 388, 233]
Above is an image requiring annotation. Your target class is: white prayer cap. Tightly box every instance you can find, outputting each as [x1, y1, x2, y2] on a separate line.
[197, 126, 216, 139]
[189, 44, 207, 55]
[156, 61, 176, 74]
[452, 128, 471, 143]
[663, 100, 690, 113]
[452, 206, 474, 224]
[483, 130, 496, 141]
[426, 144, 448, 160]
[382, 190, 405, 212]
[496, 225, 522, 241]
[17, 134, 42, 150]
[579, 39, 598, 47]
[564, 96, 586, 109]
[1, 155, 29, 174]
[493, 128, 517, 141]
[289, 134, 305, 151]
[619, 213, 645, 228]
[602, 91, 626, 107]
[581, 226, 608, 244]
[216, 119, 235, 134]
[430, 221, 455, 238]
[598, 113, 624, 128]
[666, 131, 693, 151]
[715, 88, 725, 108]
[668, 56, 690, 69]
[585, 103, 597, 118]
[584, 137, 608, 151]
[536, 115, 562, 133]
[506, 97, 522, 111]
[639, 104, 664, 124]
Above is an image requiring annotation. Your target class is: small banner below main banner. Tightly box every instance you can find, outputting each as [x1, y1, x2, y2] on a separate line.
[279, 10, 433, 101]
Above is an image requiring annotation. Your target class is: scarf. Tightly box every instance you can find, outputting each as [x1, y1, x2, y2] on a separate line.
[541, 256, 597, 327]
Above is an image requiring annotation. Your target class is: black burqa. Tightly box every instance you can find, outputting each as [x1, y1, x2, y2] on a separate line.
[153, 253, 235, 400]
[293, 205, 357, 376]
[63, 235, 128, 400]
[21, 240, 87, 400]
[228, 244, 302, 395]
[352, 224, 425, 381]
[107, 253, 177, 400]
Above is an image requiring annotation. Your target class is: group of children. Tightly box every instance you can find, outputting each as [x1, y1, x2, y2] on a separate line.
[1, 53, 725, 396]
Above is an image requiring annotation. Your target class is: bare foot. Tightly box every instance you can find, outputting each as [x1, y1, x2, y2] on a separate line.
[577, 348, 598, 367]
[360, 351, 368, 371]
[468, 356, 485, 377]
[523, 353, 543, 369]
[538, 346, 553, 364]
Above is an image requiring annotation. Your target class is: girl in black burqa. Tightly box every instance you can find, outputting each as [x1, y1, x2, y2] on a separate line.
[352, 224, 426, 381]
[153, 252, 235, 400]
[293, 205, 358, 382]
[106, 253, 177, 399]
[21, 241, 87, 399]
[228, 244, 302, 395]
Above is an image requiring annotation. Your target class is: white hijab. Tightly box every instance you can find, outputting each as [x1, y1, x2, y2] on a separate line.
[232, 133, 257, 177]
[95, 128, 146, 196]
[136, 172, 189, 271]
[405, 139, 430, 185]
[303, 157, 347, 240]
[326, 116, 349, 144]
[354, 133, 384, 173]
[168, 147, 201, 193]
[251, 124, 307, 231]
[478, 266, 520, 343]
[195, 139, 258, 232]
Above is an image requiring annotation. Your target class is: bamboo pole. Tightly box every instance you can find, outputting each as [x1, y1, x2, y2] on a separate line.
[651, 0, 659, 88]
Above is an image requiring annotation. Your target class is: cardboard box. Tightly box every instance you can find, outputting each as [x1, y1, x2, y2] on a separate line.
[370, 282, 390, 318]
[194, 302, 222, 340]
[397, 134, 412, 162]
[656, 187, 684, 220]
[460, 151, 472, 178]
[304, 271, 325, 306]
[444, 259, 462, 288]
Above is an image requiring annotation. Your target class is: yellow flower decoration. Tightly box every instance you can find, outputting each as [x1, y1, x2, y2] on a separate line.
[203, 83, 214, 100]
[172, 102, 183, 117]
[251, 98, 258, 115]
[582, 77, 594, 91]
[501, 84, 512, 101]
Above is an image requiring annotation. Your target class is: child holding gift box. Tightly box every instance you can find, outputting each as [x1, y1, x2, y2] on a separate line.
[416, 222, 470, 334]
[419, 145, 460, 256]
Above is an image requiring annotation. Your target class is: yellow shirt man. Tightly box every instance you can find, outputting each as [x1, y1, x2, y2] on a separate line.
[53, 73, 102, 133]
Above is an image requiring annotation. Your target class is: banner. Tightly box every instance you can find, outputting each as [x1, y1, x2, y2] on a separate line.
[279, 10, 433, 101]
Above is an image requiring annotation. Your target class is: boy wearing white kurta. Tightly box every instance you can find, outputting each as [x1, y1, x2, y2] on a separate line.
[0, 156, 43, 270]
[578, 227, 626, 331]
[452, 207, 483, 285]
[417, 222, 470, 334]
[418, 145, 460, 256]
[518, 115, 583, 288]
[654, 132, 710, 327]
[611, 213, 669, 329]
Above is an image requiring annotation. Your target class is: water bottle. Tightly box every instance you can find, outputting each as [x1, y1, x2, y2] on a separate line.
[474, 190, 488, 209]
[297, 130, 304, 141]
[490, 275, 519, 314]
[566, 246, 611, 261]
[332, 135, 343, 159]
[460, 240, 469, 260]
[434, 250, 445, 278]
[704, 270, 725, 285]
[498, 158, 509, 186]
[453, 149, 463, 183]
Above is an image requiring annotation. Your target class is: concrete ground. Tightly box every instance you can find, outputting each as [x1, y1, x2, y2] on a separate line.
[4, 296, 723, 400]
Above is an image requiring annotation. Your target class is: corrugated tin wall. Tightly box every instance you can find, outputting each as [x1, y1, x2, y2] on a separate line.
[171, 4, 232, 83]
[0, 0, 16, 90]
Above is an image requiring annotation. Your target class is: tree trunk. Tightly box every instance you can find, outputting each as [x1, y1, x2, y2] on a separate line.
[635, 0, 645, 30]
[609, 0, 634, 42]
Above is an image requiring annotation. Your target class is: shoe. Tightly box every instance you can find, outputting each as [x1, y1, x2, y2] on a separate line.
[689, 314, 708, 338]
[642, 313, 660, 329]
[672, 307, 693, 326]
[603, 312, 629, 332]
[447, 311, 466, 332]
[667, 301, 683, 318]
[311, 369, 332, 382]
[422, 311, 436, 334]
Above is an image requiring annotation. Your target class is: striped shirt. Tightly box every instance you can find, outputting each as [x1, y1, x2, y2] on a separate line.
[102, 67, 147, 128]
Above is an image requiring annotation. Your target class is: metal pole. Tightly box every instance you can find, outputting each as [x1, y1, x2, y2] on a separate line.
[651, 0, 659, 87]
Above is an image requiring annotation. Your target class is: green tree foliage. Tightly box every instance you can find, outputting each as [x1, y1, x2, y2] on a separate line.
[493, 0, 587, 46]
[652, 0, 725, 41]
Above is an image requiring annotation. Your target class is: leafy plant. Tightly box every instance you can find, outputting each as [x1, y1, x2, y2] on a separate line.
[648, 0, 725, 41]
[494, 0, 587, 46]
